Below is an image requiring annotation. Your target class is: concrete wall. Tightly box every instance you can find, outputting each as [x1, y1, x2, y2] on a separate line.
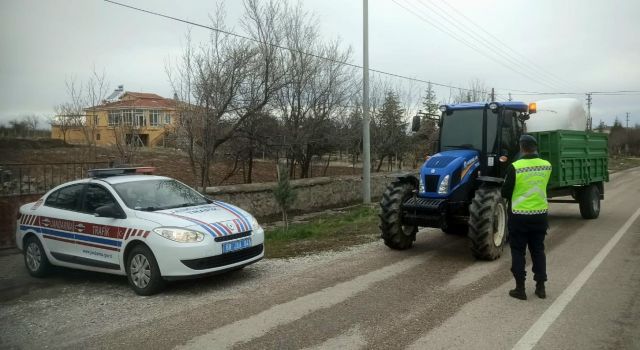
[205, 172, 411, 218]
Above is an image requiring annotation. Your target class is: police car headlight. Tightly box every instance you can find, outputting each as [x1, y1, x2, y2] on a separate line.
[250, 216, 262, 231]
[153, 227, 205, 243]
[438, 175, 450, 194]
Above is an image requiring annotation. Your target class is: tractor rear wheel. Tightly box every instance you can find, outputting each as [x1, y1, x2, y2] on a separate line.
[380, 181, 417, 250]
[468, 187, 507, 260]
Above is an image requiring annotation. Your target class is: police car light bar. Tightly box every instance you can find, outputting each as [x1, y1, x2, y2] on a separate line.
[88, 167, 156, 178]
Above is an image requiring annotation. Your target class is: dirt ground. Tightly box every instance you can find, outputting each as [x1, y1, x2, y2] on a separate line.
[0, 139, 363, 186]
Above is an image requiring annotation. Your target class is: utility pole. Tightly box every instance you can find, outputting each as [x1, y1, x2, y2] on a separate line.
[490, 88, 495, 101]
[362, 0, 371, 204]
[626, 112, 630, 155]
[626, 112, 630, 128]
[586, 93, 592, 131]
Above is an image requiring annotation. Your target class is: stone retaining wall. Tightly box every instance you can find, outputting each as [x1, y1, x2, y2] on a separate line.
[205, 172, 411, 218]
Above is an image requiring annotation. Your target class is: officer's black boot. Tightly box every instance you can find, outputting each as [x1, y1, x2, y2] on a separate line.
[509, 280, 527, 300]
[535, 281, 546, 299]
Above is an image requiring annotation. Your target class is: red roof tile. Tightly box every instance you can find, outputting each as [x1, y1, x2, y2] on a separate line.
[123, 92, 165, 99]
[85, 91, 177, 111]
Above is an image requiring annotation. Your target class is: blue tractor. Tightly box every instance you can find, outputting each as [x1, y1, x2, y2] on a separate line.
[379, 101, 533, 260]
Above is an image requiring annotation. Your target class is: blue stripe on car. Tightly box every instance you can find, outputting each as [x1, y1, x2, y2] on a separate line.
[213, 201, 251, 231]
[20, 225, 121, 247]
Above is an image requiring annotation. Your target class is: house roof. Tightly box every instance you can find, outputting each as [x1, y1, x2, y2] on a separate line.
[85, 91, 177, 111]
[123, 92, 165, 99]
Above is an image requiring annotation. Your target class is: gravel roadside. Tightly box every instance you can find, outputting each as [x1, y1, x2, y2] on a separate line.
[0, 241, 381, 349]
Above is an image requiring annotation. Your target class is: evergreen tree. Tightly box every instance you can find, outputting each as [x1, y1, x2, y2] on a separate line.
[371, 91, 408, 171]
[273, 163, 297, 230]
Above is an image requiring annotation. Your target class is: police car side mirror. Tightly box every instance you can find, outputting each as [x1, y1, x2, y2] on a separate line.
[95, 204, 126, 219]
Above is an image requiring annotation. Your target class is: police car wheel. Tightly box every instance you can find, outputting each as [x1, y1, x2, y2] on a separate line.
[24, 236, 51, 277]
[127, 245, 165, 296]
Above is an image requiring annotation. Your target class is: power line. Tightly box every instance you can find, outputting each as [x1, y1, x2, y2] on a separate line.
[104, 0, 473, 93]
[104, 1, 639, 99]
[104, 0, 559, 95]
[413, 0, 567, 91]
[433, 0, 581, 92]
[393, 0, 561, 91]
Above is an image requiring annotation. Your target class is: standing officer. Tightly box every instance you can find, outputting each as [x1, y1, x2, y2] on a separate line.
[501, 134, 552, 300]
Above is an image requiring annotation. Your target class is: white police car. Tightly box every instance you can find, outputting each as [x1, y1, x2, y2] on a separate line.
[16, 167, 264, 295]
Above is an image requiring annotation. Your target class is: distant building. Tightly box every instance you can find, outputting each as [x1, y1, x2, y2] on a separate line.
[51, 86, 178, 147]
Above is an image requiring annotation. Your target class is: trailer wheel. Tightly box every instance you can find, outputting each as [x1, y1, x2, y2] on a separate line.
[379, 181, 417, 250]
[579, 184, 600, 219]
[468, 187, 507, 260]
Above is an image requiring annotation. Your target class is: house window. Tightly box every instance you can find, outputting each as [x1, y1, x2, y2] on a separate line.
[108, 111, 121, 126]
[135, 110, 145, 127]
[150, 110, 159, 127]
[123, 110, 133, 126]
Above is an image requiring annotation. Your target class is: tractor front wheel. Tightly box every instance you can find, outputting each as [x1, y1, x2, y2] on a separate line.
[379, 181, 417, 250]
[468, 187, 507, 260]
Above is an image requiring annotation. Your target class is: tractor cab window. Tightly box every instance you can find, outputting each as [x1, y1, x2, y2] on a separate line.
[440, 108, 498, 152]
[500, 110, 519, 157]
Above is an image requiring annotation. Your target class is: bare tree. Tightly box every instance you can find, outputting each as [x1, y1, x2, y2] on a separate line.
[168, 0, 286, 189]
[275, 3, 356, 178]
[52, 102, 83, 143]
[57, 68, 109, 159]
[23, 115, 40, 137]
[451, 78, 490, 103]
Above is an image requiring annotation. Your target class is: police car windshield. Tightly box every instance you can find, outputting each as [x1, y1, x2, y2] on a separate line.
[113, 179, 208, 211]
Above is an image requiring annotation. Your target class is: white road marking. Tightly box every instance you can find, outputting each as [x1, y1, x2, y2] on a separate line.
[513, 206, 640, 350]
[301, 326, 366, 350]
[177, 256, 426, 350]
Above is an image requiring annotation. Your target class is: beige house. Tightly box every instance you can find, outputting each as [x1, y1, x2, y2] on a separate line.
[51, 86, 178, 147]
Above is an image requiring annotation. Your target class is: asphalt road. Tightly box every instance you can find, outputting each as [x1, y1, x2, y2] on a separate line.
[1, 167, 639, 350]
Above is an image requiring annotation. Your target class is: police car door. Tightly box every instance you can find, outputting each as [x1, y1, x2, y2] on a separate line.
[73, 183, 126, 270]
[38, 183, 86, 261]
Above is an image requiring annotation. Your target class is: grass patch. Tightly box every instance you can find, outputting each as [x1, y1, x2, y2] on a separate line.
[609, 156, 640, 173]
[264, 205, 380, 259]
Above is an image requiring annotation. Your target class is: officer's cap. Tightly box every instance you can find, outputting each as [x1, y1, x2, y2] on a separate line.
[519, 134, 537, 145]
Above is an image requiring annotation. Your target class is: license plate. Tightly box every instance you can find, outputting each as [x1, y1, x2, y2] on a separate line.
[222, 237, 252, 254]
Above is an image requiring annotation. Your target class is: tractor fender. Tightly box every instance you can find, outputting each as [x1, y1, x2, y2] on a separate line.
[392, 173, 419, 188]
[477, 176, 504, 188]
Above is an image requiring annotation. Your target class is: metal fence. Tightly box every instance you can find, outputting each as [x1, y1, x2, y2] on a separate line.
[0, 161, 111, 196]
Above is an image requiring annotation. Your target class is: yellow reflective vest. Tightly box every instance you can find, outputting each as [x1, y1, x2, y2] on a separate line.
[511, 158, 552, 215]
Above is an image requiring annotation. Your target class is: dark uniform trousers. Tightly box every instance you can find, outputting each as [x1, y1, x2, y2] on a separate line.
[508, 214, 548, 283]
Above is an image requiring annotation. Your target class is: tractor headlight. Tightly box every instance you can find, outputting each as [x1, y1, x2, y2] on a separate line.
[438, 175, 450, 194]
[153, 227, 205, 243]
[419, 176, 425, 193]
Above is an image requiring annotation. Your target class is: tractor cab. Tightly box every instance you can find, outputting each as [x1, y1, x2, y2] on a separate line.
[432, 101, 531, 182]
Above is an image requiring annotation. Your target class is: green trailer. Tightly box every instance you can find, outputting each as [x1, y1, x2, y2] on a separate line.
[531, 130, 609, 219]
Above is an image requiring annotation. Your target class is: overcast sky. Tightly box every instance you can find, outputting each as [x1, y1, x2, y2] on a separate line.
[1, 0, 639, 127]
